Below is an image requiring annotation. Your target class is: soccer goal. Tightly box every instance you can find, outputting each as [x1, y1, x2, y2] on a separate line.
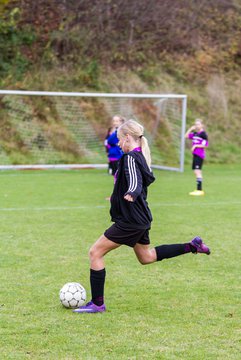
[0, 90, 187, 171]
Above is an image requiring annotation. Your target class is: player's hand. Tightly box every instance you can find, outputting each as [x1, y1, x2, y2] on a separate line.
[191, 145, 196, 151]
[124, 194, 134, 202]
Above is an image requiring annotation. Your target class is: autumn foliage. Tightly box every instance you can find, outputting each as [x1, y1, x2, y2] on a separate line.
[1, 0, 241, 78]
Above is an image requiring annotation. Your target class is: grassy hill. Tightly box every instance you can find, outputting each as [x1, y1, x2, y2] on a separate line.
[0, 0, 241, 164]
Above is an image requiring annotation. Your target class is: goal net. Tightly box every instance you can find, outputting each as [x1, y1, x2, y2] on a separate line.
[0, 90, 187, 171]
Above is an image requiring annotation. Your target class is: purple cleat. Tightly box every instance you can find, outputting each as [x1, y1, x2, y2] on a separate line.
[73, 301, 106, 314]
[190, 236, 210, 255]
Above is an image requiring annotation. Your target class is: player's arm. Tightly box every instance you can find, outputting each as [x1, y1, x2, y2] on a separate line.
[185, 125, 195, 138]
[123, 155, 142, 202]
[192, 144, 204, 151]
[192, 143, 208, 151]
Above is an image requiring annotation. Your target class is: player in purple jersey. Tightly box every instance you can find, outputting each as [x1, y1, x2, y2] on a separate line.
[185, 119, 208, 196]
[73, 119, 210, 314]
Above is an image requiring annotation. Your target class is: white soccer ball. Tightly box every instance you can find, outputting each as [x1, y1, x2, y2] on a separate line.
[59, 282, 86, 309]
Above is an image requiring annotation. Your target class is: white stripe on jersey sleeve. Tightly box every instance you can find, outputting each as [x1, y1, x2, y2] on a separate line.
[127, 155, 137, 193]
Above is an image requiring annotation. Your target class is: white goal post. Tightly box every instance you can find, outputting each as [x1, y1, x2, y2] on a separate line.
[0, 90, 187, 171]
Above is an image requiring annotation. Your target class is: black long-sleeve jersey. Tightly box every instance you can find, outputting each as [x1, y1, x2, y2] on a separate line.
[110, 149, 155, 229]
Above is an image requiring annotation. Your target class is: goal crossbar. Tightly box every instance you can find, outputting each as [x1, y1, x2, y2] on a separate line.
[0, 90, 186, 99]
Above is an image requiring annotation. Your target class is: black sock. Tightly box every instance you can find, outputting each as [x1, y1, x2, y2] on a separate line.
[90, 268, 106, 306]
[197, 178, 202, 191]
[155, 244, 190, 261]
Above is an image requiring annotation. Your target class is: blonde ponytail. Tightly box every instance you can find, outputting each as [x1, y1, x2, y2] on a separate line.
[140, 136, 151, 169]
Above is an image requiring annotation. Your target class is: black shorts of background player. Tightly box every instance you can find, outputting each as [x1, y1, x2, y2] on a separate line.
[192, 154, 203, 171]
[73, 119, 211, 314]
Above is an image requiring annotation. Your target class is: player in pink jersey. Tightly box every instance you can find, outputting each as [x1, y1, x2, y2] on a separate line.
[185, 119, 208, 196]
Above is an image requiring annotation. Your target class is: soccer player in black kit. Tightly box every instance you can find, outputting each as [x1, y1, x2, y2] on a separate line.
[74, 120, 211, 313]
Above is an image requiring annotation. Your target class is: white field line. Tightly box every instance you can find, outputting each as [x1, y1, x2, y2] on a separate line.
[0, 201, 240, 212]
[151, 201, 241, 207]
[0, 205, 107, 212]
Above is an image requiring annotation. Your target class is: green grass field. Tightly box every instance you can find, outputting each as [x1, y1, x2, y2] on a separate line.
[0, 165, 240, 359]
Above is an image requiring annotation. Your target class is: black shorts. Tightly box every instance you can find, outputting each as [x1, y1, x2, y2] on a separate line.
[109, 161, 119, 175]
[192, 155, 204, 170]
[104, 223, 150, 248]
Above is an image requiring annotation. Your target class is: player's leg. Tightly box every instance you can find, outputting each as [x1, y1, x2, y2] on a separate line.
[111, 160, 118, 176]
[108, 161, 112, 175]
[134, 230, 188, 264]
[195, 168, 203, 191]
[189, 156, 204, 195]
[73, 235, 120, 314]
[133, 244, 157, 264]
[134, 243, 188, 264]
[133, 230, 189, 264]
[89, 234, 121, 270]
[109, 160, 114, 175]
[134, 237, 210, 265]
